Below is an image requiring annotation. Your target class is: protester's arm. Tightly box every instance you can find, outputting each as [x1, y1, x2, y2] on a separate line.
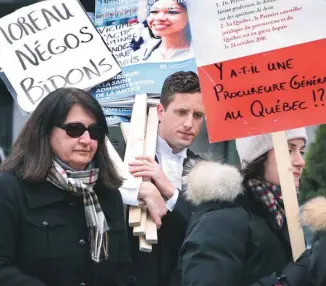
[180, 209, 248, 286]
[0, 174, 47, 286]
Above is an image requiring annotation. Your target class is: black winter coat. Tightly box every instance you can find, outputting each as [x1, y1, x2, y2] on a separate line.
[180, 161, 293, 286]
[0, 172, 135, 286]
[301, 196, 326, 286]
[129, 149, 200, 286]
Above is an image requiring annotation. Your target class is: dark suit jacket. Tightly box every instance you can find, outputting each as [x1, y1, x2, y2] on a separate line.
[128, 149, 200, 286]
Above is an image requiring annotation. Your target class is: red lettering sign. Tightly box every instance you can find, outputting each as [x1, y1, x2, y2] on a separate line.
[198, 39, 326, 143]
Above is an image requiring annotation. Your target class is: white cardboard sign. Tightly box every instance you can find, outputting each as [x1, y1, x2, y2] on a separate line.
[187, 0, 326, 66]
[0, 0, 121, 113]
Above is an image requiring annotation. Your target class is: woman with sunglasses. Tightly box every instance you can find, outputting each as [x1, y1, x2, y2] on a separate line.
[0, 88, 135, 286]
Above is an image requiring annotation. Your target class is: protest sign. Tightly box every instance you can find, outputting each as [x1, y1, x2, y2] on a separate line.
[92, 0, 197, 103]
[187, 0, 326, 143]
[0, 0, 121, 113]
[188, 0, 326, 262]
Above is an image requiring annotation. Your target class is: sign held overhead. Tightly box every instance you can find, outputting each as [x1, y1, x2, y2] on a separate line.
[0, 0, 121, 113]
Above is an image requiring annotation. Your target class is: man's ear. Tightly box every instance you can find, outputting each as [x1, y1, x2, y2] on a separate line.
[157, 103, 165, 122]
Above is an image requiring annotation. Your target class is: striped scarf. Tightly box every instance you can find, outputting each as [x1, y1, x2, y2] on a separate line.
[46, 158, 109, 262]
[247, 178, 285, 231]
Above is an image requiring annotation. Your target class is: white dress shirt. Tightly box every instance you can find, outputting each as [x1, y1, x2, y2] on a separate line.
[119, 136, 187, 212]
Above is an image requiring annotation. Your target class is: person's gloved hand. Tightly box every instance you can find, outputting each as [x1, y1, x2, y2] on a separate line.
[280, 248, 312, 286]
[250, 249, 312, 286]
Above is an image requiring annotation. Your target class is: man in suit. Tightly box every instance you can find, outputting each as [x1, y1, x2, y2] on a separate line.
[120, 71, 205, 286]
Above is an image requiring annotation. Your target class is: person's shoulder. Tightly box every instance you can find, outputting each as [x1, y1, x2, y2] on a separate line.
[96, 184, 126, 223]
[184, 159, 250, 228]
[0, 172, 24, 201]
[186, 205, 249, 248]
[109, 187, 124, 203]
[192, 203, 249, 229]
[185, 160, 244, 205]
[96, 183, 123, 204]
[0, 172, 20, 187]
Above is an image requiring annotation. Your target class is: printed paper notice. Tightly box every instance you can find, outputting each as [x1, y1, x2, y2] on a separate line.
[187, 0, 326, 143]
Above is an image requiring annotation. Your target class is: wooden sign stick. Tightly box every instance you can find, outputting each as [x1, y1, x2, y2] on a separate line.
[119, 103, 159, 251]
[272, 131, 305, 261]
[138, 106, 160, 251]
[105, 136, 126, 178]
[120, 122, 130, 143]
[143, 106, 159, 245]
[133, 113, 149, 238]
[118, 109, 152, 250]
[124, 94, 147, 227]
[133, 206, 148, 236]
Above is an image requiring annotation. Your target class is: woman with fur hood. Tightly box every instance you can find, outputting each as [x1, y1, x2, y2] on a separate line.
[180, 128, 312, 286]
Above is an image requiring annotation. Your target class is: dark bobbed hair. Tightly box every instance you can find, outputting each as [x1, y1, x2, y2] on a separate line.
[147, 0, 190, 39]
[241, 152, 268, 184]
[0, 88, 122, 189]
[160, 71, 200, 109]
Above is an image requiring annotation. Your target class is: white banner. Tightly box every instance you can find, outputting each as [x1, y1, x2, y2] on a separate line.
[187, 0, 326, 66]
[0, 0, 121, 113]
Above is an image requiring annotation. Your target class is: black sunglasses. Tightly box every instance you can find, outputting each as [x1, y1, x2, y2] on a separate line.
[57, 122, 105, 140]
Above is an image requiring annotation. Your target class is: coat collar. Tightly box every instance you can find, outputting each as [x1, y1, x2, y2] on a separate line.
[301, 196, 326, 232]
[154, 148, 198, 168]
[157, 135, 188, 160]
[184, 160, 244, 205]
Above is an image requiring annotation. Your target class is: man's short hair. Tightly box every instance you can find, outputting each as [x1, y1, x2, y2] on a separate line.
[160, 71, 201, 109]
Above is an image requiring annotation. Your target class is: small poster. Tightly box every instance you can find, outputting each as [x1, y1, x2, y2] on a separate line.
[92, 0, 197, 103]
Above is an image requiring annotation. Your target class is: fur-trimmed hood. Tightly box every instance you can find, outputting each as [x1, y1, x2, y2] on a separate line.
[301, 196, 326, 232]
[183, 160, 244, 205]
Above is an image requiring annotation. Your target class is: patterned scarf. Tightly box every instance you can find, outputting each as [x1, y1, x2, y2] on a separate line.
[46, 158, 109, 262]
[246, 178, 285, 231]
